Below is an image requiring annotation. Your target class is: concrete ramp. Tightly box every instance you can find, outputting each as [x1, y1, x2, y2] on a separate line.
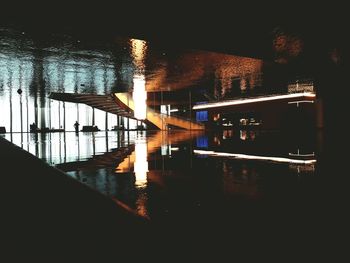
[114, 92, 204, 130]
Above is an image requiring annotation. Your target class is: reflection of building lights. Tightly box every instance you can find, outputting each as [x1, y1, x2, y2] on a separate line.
[193, 92, 316, 110]
[193, 149, 317, 164]
[131, 38, 147, 120]
[131, 39, 147, 67]
[249, 131, 256, 140]
[289, 163, 315, 173]
[134, 138, 148, 187]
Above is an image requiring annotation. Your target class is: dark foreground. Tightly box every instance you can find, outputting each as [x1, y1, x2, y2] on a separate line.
[0, 134, 347, 260]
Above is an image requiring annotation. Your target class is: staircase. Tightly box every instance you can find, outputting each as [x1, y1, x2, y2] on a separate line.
[56, 145, 135, 172]
[49, 92, 134, 118]
[113, 93, 205, 130]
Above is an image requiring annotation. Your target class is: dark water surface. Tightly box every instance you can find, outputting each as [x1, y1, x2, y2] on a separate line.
[2, 130, 322, 223]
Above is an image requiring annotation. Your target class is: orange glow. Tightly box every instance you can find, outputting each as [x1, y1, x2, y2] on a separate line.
[146, 51, 262, 92]
[130, 38, 147, 71]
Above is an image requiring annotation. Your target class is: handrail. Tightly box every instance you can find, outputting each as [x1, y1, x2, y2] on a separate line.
[113, 92, 204, 130]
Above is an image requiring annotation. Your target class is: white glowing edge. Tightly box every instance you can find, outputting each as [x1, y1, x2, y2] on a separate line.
[193, 149, 317, 164]
[193, 92, 316, 110]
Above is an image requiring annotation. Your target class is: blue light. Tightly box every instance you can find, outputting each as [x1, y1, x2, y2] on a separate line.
[196, 136, 208, 148]
[196, 111, 208, 122]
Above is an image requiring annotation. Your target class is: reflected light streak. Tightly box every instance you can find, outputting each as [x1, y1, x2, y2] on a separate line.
[134, 138, 148, 188]
[193, 150, 317, 164]
[193, 92, 316, 110]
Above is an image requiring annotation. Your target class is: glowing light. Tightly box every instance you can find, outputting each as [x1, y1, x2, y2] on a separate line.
[193, 92, 316, 110]
[131, 39, 147, 120]
[240, 130, 247, 140]
[193, 149, 317, 164]
[134, 138, 148, 187]
[133, 76, 147, 119]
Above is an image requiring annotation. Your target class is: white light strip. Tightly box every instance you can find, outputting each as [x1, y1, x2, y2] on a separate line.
[193, 149, 317, 164]
[288, 100, 314, 104]
[193, 92, 316, 110]
[169, 109, 179, 112]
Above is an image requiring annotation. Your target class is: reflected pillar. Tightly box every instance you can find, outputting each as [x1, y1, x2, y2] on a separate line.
[189, 90, 192, 130]
[77, 103, 79, 124]
[105, 112, 108, 131]
[161, 90, 163, 130]
[34, 94, 38, 129]
[40, 96, 46, 129]
[48, 98, 51, 129]
[26, 93, 29, 133]
[58, 101, 61, 129]
[120, 116, 124, 129]
[9, 83, 12, 135]
[63, 102, 66, 131]
[92, 107, 95, 126]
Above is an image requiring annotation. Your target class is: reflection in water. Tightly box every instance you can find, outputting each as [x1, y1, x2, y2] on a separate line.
[131, 134, 149, 217]
[131, 39, 147, 120]
[193, 149, 316, 164]
[134, 136, 148, 188]
[0, 27, 269, 133]
[222, 162, 259, 198]
[3, 131, 135, 164]
[240, 130, 257, 141]
[289, 163, 315, 174]
[4, 128, 321, 221]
